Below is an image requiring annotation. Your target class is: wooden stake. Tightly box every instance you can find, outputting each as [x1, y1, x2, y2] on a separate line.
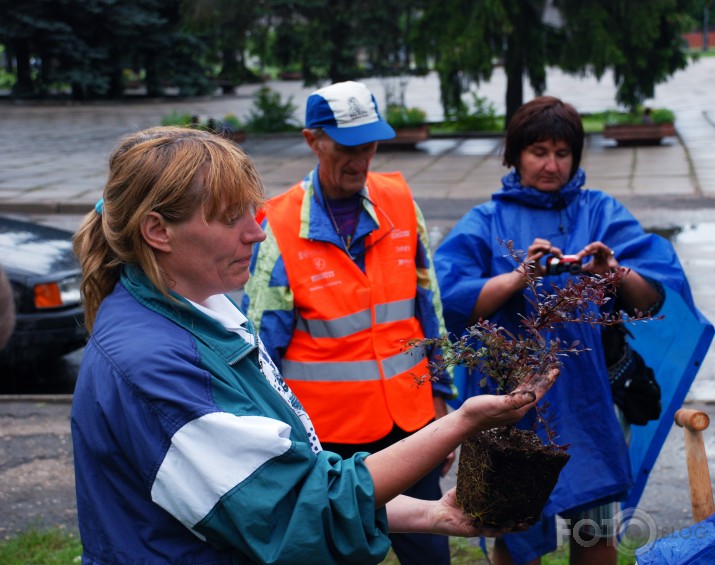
[675, 408, 715, 522]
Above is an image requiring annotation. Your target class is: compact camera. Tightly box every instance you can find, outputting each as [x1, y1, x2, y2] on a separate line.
[545, 255, 582, 275]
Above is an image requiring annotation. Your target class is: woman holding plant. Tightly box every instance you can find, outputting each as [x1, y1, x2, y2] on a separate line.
[70, 125, 558, 564]
[434, 96, 705, 565]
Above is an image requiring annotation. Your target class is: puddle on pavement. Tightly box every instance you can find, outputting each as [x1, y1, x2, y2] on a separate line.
[648, 222, 715, 244]
[647, 225, 683, 239]
[407, 137, 503, 156]
[413, 138, 461, 155]
[453, 138, 502, 156]
[669, 222, 715, 246]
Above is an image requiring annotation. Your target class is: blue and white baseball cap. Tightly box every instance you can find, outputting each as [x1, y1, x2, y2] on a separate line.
[305, 81, 396, 146]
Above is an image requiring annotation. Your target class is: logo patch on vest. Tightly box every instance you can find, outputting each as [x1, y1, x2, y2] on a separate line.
[313, 257, 327, 271]
[311, 271, 335, 282]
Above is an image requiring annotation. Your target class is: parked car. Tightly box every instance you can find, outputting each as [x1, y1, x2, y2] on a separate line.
[0, 215, 87, 367]
[0, 263, 14, 349]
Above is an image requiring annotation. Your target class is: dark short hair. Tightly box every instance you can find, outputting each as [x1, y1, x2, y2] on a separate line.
[502, 96, 584, 179]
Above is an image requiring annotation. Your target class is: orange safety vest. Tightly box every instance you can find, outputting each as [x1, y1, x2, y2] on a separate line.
[265, 172, 435, 444]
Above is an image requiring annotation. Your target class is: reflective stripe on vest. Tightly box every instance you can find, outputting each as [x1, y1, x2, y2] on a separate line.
[294, 297, 415, 338]
[283, 344, 426, 382]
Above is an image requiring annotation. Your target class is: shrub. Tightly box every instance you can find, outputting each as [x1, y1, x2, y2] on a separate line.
[160, 111, 193, 127]
[410, 240, 660, 444]
[159, 112, 244, 134]
[244, 87, 300, 133]
[603, 106, 675, 126]
[650, 108, 675, 124]
[0, 68, 16, 90]
[453, 94, 501, 131]
[385, 105, 428, 129]
[220, 113, 243, 131]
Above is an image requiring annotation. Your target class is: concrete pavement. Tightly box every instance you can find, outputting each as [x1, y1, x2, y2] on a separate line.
[1, 58, 714, 214]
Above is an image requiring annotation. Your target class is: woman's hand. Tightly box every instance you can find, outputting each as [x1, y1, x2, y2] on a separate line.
[474, 238, 561, 322]
[387, 489, 530, 536]
[366, 368, 558, 508]
[579, 241, 661, 312]
[518, 238, 562, 278]
[578, 241, 618, 275]
[457, 368, 559, 433]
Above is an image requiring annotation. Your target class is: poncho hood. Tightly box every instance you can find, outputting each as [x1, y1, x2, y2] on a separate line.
[493, 168, 586, 209]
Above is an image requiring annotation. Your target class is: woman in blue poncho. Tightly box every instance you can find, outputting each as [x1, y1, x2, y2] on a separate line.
[433, 96, 697, 565]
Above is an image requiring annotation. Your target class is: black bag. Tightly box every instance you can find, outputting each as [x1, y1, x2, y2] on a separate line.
[604, 325, 662, 426]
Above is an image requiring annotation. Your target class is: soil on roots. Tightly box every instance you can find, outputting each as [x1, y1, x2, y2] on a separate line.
[456, 426, 570, 527]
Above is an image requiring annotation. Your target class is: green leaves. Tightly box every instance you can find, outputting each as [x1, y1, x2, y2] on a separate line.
[244, 87, 300, 133]
[409, 239, 659, 446]
[385, 105, 428, 129]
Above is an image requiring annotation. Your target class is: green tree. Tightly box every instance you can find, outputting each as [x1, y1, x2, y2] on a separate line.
[264, 0, 366, 84]
[181, 0, 266, 90]
[413, 0, 696, 124]
[0, 0, 67, 96]
[48, 0, 178, 99]
[360, 0, 416, 77]
[264, 0, 417, 85]
[0, 0, 214, 99]
[413, 0, 557, 125]
[556, 0, 698, 111]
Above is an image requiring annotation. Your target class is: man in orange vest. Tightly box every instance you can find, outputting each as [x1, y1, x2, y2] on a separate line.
[243, 81, 456, 565]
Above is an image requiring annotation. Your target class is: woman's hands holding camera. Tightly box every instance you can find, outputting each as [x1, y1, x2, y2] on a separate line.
[578, 241, 618, 275]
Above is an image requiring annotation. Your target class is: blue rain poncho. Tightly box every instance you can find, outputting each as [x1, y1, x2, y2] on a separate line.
[636, 514, 715, 564]
[434, 169, 713, 563]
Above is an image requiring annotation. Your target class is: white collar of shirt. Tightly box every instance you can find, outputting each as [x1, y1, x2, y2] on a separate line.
[187, 294, 255, 346]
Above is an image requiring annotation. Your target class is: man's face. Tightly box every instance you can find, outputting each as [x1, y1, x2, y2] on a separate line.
[304, 130, 378, 199]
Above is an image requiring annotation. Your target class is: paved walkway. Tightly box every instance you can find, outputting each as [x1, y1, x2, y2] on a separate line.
[1, 58, 714, 215]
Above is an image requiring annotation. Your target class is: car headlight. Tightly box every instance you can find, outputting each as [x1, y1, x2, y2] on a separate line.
[34, 276, 81, 309]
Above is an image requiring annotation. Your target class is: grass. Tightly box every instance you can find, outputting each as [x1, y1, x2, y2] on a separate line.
[0, 528, 82, 565]
[689, 49, 715, 58]
[0, 528, 647, 564]
[380, 536, 642, 564]
[430, 118, 505, 135]
[581, 113, 610, 133]
[430, 113, 606, 135]
[430, 109, 672, 136]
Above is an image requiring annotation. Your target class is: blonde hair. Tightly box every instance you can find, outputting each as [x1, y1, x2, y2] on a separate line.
[73, 126, 265, 333]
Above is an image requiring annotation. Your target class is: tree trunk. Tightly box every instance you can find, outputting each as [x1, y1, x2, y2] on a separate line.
[12, 39, 34, 97]
[144, 53, 162, 98]
[108, 60, 124, 99]
[327, 0, 354, 83]
[4, 44, 12, 73]
[504, 34, 524, 128]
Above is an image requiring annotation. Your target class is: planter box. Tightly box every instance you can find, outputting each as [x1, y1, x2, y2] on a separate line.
[378, 125, 430, 150]
[219, 129, 247, 144]
[279, 71, 303, 81]
[603, 123, 676, 146]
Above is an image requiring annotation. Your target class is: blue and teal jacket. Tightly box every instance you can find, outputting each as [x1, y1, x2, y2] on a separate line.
[71, 265, 390, 564]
